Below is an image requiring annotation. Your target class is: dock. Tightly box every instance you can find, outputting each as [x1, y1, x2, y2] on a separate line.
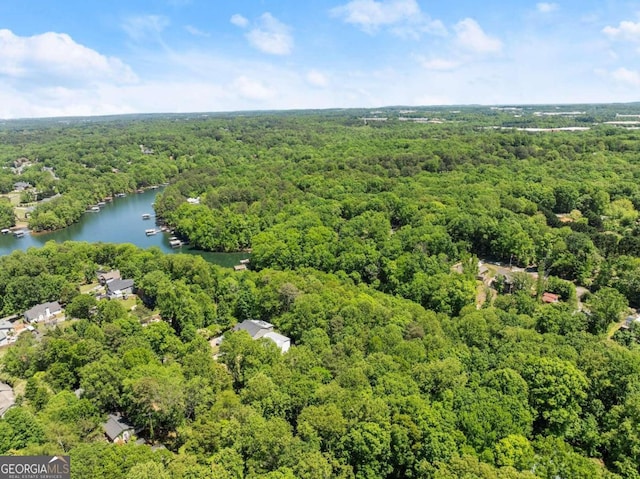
[169, 239, 182, 248]
[145, 229, 157, 236]
[13, 230, 25, 238]
[1, 229, 10, 235]
[142, 213, 151, 220]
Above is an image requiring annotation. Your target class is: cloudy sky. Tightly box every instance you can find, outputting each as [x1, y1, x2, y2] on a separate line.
[0, 0, 638, 118]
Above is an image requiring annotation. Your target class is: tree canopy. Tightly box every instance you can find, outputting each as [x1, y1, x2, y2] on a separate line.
[1, 106, 640, 478]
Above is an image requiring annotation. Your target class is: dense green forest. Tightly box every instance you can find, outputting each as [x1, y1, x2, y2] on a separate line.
[0, 241, 636, 479]
[1, 106, 640, 478]
[151, 108, 640, 312]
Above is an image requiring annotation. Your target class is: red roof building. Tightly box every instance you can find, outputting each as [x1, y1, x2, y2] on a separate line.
[542, 292, 560, 303]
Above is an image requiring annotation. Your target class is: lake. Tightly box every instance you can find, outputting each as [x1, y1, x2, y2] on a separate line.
[0, 188, 250, 268]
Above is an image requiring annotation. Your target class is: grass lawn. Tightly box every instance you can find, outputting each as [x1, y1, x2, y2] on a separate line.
[5, 192, 21, 206]
[14, 207, 30, 223]
[80, 282, 101, 294]
[119, 296, 138, 311]
[46, 319, 75, 332]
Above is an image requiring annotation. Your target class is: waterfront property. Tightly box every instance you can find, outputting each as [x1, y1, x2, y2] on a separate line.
[0, 187, 251, 268]
[106, 278, 134, 299]
[13, 181, 31, 191]
[98, 269, 121, 285]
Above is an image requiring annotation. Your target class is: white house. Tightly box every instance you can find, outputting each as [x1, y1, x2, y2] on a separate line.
[106, 279, 135, 299]
[262, 331, 291, 353]
[233, 319, 291, 353]
[24, 302, 62, 323]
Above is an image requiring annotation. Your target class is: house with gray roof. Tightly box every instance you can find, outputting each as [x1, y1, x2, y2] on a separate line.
[98, 269, 121, 285]
[0, 321, 15, 341]
[262, 331, 291, 353]
[233, 319, 274, 339]
[13, 181, 31, 192]
[24, 301, 62, 323]
[0, 383, 15, 417]
[0, 321, 14, 332]
[233, 319, 291, 353]
[103, 414, 135, 443]
[106, 279, 134, 299]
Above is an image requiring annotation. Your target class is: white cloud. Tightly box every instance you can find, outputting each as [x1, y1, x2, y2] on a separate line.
[603, 20, 640, 42]
[417, 57, 460, 71]
[122, 15, 169, 41]
[611, 67, 640, 85]
[230, 14, 249, 28]
[0, 85, 137, 119]
[454, 18, 502, 54]
[306, 70, 329, 87]
[185, 25, 209, 37]
[331, 0, 419, 30]
[232, 76, 275, 100]
[1, 19, 638, 120]
[246, 13, 293, 55]
[0, 29, 136, 84]
[330, 0, 446, 36]
[536, 3, 558, 14]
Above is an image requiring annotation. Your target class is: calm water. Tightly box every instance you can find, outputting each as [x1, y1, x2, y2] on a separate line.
[0, 188, 250, 268]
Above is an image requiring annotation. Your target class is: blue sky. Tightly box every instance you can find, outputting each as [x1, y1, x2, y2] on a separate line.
[0, 0, 638, 118]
